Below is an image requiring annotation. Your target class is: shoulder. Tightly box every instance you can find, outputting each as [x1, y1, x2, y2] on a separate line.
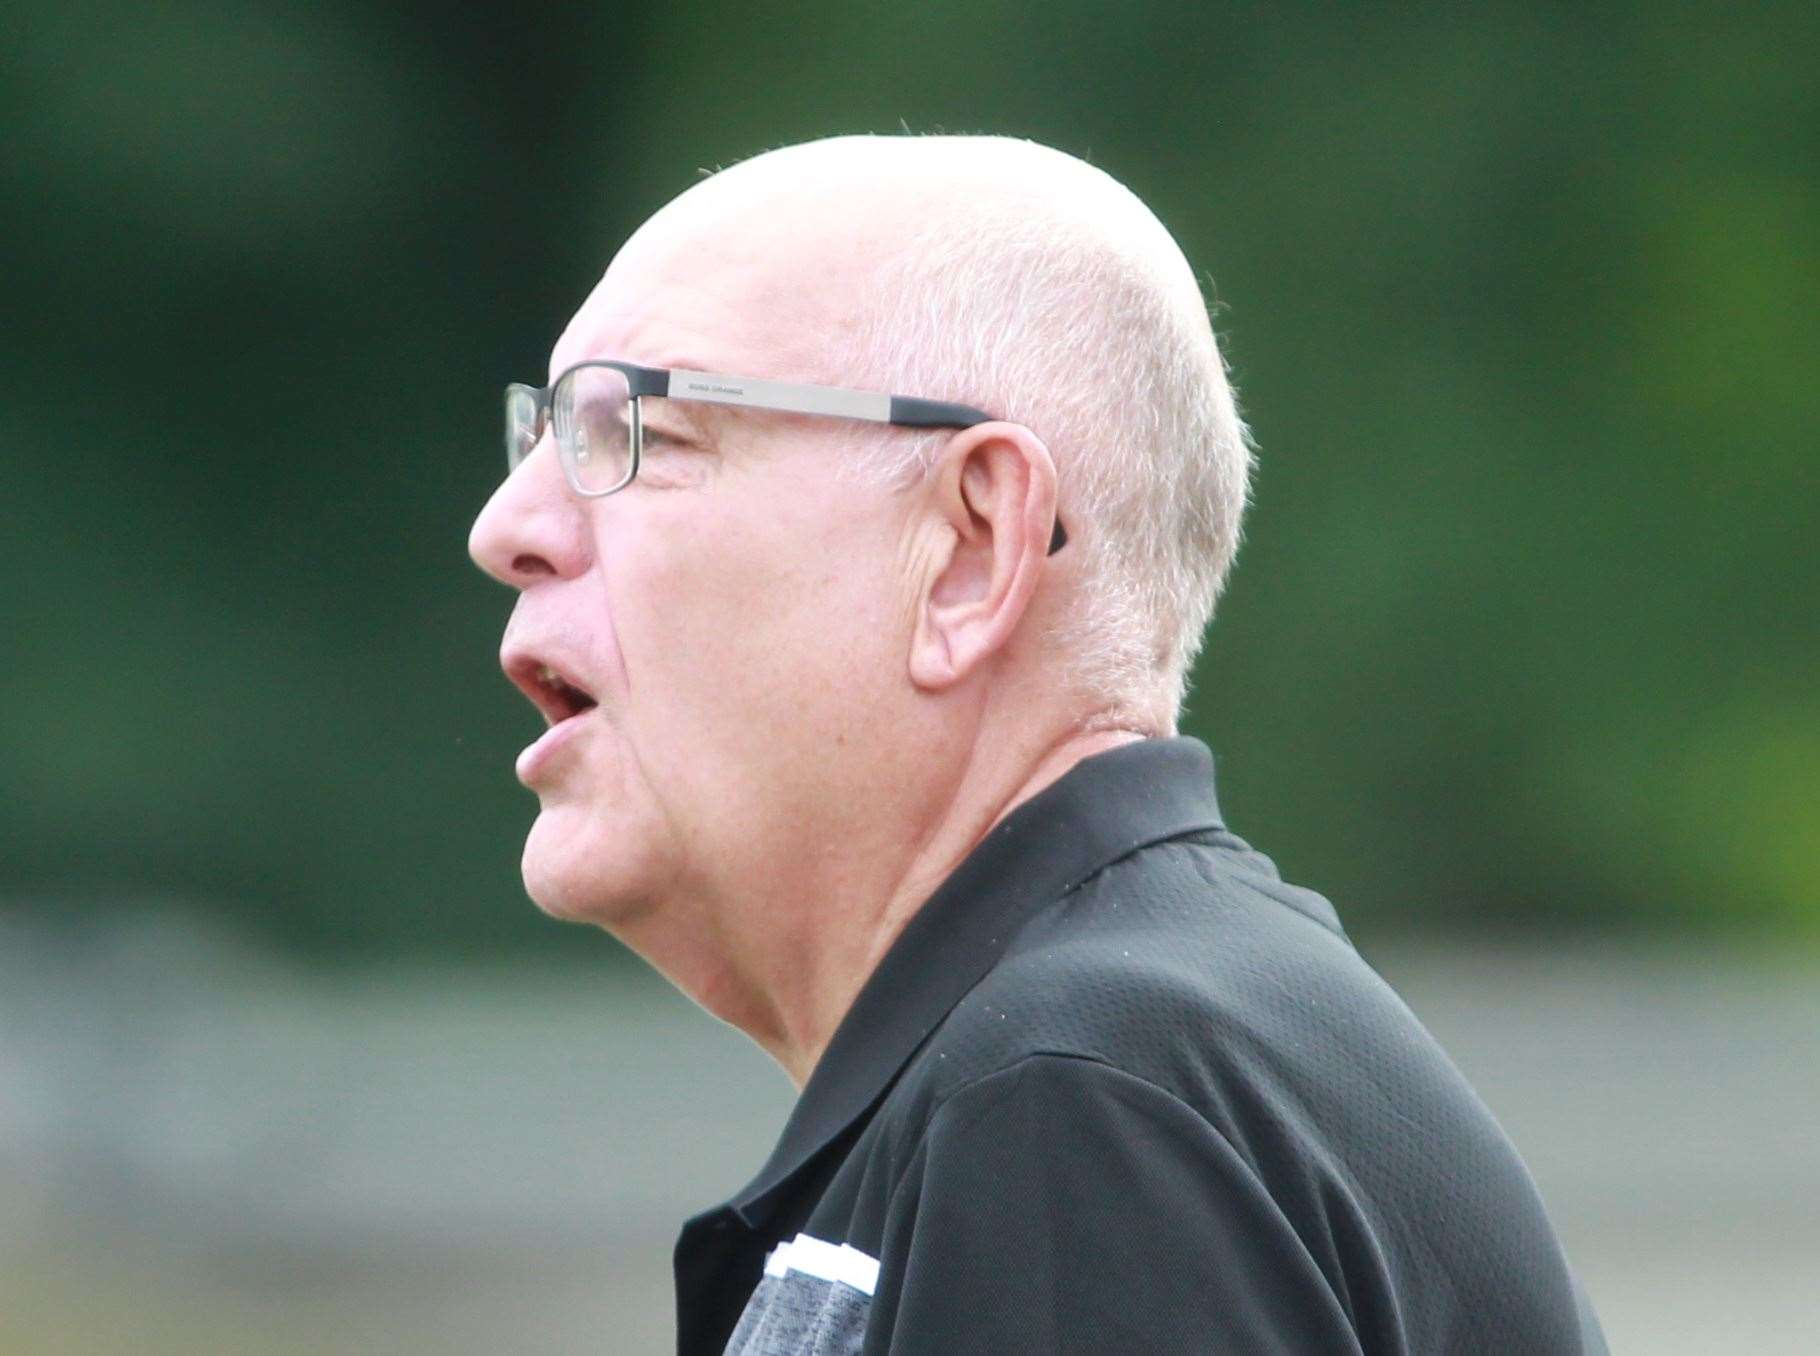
[847, 832, 1598, 1355]
[901, 832, 1398, 1115]
[880, 829, 1521, 1203]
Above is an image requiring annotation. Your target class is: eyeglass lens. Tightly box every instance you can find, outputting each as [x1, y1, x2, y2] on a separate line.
[552, 365, 635, 494]
[504, 385, 543, 473]
[504, 365, 636, 495]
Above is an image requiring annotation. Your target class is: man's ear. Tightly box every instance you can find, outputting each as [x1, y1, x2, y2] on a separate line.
[908, 421, 1059, 691]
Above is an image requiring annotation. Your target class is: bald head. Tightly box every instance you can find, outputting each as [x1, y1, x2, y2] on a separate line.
[561, 134, 1251, 723]
[649, 135, 1193, 257]
[602, 134, 1216, 380]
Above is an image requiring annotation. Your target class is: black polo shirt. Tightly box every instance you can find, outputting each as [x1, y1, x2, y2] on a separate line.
[674, 737, 1606, 1354]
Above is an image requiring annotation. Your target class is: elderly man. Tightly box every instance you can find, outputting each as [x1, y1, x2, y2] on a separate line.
[469, 135, 1604, 1355]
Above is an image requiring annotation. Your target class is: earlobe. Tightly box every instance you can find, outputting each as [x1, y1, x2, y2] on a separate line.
[904, 422, 1057, 694]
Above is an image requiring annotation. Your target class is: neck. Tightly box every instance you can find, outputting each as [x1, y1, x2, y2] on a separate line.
[750, 720, 1154, 1088]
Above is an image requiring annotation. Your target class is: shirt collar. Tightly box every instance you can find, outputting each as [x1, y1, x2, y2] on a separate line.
[728, 735, 1227, 1224]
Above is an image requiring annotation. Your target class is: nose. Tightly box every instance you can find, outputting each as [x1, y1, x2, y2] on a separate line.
[467, 439, 591, 587]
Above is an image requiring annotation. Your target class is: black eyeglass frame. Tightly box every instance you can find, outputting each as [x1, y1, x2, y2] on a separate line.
[504, 358, 1067, 555]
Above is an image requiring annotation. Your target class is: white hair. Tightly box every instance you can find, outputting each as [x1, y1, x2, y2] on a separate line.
[832, 165, 1255, 727]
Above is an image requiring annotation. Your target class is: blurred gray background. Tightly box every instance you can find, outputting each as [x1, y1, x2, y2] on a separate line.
[4, 0, 1816, 1351]
[4, 915, 1818, 1352]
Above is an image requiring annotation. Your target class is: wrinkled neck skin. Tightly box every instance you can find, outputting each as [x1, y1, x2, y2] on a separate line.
[619, 714, 1155, 1090]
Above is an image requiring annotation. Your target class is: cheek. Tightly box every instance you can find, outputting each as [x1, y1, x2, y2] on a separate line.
[686, 530, 890, 676]
[614, 500, 903, 749]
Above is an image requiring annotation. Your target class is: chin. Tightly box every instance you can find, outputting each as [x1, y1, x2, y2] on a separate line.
[519, 805, 662, 929]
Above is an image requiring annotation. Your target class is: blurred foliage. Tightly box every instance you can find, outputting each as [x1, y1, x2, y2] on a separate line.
[2, 1, 1815, 957]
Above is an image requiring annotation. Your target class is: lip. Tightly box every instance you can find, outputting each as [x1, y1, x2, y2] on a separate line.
[501, 645, 598, 725]
[516, 706, 598, 786]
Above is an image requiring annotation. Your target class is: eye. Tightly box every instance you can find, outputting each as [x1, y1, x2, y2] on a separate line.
[642, 425, 689, 450]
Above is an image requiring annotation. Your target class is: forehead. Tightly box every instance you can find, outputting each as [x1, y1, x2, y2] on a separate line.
[549, 195, 878, 391]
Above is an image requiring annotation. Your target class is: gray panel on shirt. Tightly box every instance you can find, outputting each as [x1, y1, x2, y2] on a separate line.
[724, 1271, 870, 1355]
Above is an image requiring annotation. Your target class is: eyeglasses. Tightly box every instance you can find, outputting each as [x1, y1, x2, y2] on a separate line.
[503, 359, 1067, 554]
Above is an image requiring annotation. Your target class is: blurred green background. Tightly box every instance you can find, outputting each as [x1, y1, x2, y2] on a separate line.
[5, 5, 1819, 1353]
[5, 0, 1814, 957]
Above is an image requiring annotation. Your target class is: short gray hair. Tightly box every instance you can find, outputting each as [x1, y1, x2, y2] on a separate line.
[836, 180, 1255, 725]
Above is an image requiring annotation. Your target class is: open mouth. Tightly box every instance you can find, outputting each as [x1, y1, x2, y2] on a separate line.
[508, 657, 599, 728]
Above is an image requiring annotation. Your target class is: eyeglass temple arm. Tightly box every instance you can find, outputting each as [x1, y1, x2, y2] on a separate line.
[650, 369, 1066, 554]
